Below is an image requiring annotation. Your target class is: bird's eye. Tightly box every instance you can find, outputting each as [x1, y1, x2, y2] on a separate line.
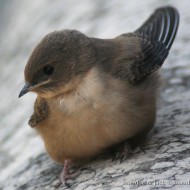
[43, 65, 54, 75]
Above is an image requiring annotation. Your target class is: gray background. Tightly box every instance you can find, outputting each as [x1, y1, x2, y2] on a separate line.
[0, 0, 190, 189]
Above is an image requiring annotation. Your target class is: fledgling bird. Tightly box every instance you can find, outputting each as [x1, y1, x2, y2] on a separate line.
[19, 6, 179, 185]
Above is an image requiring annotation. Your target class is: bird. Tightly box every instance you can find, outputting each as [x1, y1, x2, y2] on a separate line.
[19, 6, 179, 186]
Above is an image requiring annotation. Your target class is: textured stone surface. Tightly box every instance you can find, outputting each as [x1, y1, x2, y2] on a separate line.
[1, 0, 190, 189]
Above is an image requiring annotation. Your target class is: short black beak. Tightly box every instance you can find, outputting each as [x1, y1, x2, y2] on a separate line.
[18, 83, 32, 98]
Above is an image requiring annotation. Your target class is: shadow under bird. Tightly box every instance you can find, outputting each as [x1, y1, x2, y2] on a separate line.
[19, 6, 179, 186]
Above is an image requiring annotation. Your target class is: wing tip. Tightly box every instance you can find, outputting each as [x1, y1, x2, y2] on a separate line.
[135, 6, 180, 50]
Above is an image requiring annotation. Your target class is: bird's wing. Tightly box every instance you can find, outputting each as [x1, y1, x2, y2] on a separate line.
[117, 6, 179, 84]
[28, 97, 49, 127]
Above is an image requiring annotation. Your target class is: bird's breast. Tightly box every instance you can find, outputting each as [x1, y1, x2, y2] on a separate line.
[36, 67, 156, 163]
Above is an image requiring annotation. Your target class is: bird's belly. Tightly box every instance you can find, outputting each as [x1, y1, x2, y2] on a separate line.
[37, 101, 155, 164]
[41, 110, 124, 162]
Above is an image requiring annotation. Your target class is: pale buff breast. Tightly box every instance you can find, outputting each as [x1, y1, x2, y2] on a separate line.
[36, 67, 157, 163]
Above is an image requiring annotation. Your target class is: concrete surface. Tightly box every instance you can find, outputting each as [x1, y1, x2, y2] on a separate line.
[0, 0, 190, 189]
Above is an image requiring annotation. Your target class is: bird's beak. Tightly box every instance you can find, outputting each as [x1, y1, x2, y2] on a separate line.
[18, 83, 32, 98]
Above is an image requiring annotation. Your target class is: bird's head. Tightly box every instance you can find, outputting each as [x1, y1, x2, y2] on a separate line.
[19, 30, 96, 99]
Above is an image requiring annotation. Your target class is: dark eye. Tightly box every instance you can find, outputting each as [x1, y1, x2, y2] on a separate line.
[43, 65, 54, 75]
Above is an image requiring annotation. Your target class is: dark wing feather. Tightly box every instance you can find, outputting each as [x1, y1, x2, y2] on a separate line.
[132, 6, 179, 84]
[136, 6, 179, 49]
[121, 6, 179, 84]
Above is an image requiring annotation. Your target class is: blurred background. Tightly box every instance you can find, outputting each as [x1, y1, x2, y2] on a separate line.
[0, 0, 189, 184]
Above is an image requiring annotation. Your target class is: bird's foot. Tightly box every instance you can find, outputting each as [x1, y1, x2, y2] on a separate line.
[53, 160, 80, 188]
[59, 160, 81, 187]
[112, 142, 132, 163]
[111, 142, 146, 163]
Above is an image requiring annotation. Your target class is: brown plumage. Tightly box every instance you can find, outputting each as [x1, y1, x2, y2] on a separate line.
[19, 6, 179, 186]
